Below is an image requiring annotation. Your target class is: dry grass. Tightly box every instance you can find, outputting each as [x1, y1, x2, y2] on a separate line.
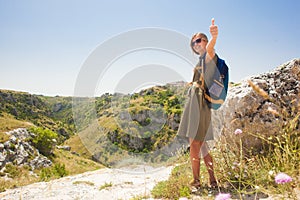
[0, 112, 33, 142]
[51, 149, 103, 175]
[98, 115, 118, 130]
[248, 80, 269, 100]
[63, 135, 93, 159]
[0, 165, 39, 192]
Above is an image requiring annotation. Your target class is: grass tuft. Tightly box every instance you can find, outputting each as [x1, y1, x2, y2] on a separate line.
[99, 182, 113, 190]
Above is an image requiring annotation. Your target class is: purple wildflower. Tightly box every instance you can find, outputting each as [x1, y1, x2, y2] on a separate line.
[234, 129, 243, 135]
[215, 193, 231, 200]
[275, 172, 292, 184]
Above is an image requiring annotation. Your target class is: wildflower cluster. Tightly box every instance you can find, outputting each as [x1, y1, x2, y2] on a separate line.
[275, 172, 292, 184]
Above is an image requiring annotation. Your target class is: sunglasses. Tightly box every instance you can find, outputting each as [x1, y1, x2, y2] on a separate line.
[192, 38, 207, 46]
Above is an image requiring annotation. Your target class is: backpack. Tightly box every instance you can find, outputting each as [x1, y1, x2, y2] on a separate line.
[198, 55, 229, 110]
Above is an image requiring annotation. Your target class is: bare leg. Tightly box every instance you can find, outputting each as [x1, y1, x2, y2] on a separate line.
[201, 142, 217, 186]
[189, 138, 202, 183]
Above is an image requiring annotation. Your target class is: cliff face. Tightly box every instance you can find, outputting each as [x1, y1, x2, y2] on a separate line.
[213, 59, 300, 151]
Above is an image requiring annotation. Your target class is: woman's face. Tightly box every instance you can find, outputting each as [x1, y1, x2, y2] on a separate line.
[192, 36, 208, 55]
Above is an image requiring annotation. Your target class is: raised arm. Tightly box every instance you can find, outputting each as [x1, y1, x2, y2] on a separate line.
[206, 18, 218, 60]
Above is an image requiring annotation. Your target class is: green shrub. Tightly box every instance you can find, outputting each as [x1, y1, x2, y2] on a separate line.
[39, 163, 68, 181]
[39, 167, 52, 181]
[53, 163, 68, 177]
[29, 127, 58, 156]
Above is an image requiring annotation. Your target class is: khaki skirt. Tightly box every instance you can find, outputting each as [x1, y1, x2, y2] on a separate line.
[177, 85, 213, 141]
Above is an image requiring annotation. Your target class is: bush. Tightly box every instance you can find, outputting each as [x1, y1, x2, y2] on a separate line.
[39, 163, 68, 181]
[29, 127, 58, 156]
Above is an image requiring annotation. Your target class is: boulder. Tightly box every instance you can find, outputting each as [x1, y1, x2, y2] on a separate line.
[213, 59, 300, 153]
[56, 145, 71, 151]
[29, 155, 52, 170]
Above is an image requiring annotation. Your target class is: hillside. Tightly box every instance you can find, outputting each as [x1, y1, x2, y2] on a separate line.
[0, 81, 190, 163]
[0, 90, 74, 140]
[0, 59, 299, 199]
[0, 81, 190, 190]
[61, 81, 192, 169]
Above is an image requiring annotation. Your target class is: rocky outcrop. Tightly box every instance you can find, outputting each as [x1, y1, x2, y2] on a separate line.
[213, 59, 300, 151]
[0, 128, 52, 172]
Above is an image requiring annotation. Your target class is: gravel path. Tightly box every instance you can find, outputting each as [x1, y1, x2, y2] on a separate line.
[0, 165, 174, 200]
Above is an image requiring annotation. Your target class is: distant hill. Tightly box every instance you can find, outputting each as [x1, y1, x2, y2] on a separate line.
[0, 81, 189, 166]
[0, 89, 74, 141]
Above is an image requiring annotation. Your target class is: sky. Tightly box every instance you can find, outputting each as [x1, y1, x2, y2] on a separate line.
[1, 0, 299, 96]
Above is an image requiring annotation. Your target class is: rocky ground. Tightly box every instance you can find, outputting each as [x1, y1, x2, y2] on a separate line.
[0, 165, 173, 200]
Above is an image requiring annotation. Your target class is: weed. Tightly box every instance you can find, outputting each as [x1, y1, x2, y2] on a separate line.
[99, 182, 113, 190]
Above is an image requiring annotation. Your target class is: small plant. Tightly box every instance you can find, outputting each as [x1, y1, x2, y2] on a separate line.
[99, 182, 113, 190]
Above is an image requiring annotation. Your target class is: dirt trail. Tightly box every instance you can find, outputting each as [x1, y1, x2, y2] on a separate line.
[0, 165, 173, 200]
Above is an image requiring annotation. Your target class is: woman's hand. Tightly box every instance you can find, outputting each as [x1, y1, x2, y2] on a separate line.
[206, 18, 218, 60]
[209, 18, 218, 39]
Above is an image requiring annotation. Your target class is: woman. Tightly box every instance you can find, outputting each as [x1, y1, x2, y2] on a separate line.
[177, 18, 219, 189]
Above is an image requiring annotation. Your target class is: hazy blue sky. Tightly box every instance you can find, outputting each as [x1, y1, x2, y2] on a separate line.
[1, 0, 299, 96]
